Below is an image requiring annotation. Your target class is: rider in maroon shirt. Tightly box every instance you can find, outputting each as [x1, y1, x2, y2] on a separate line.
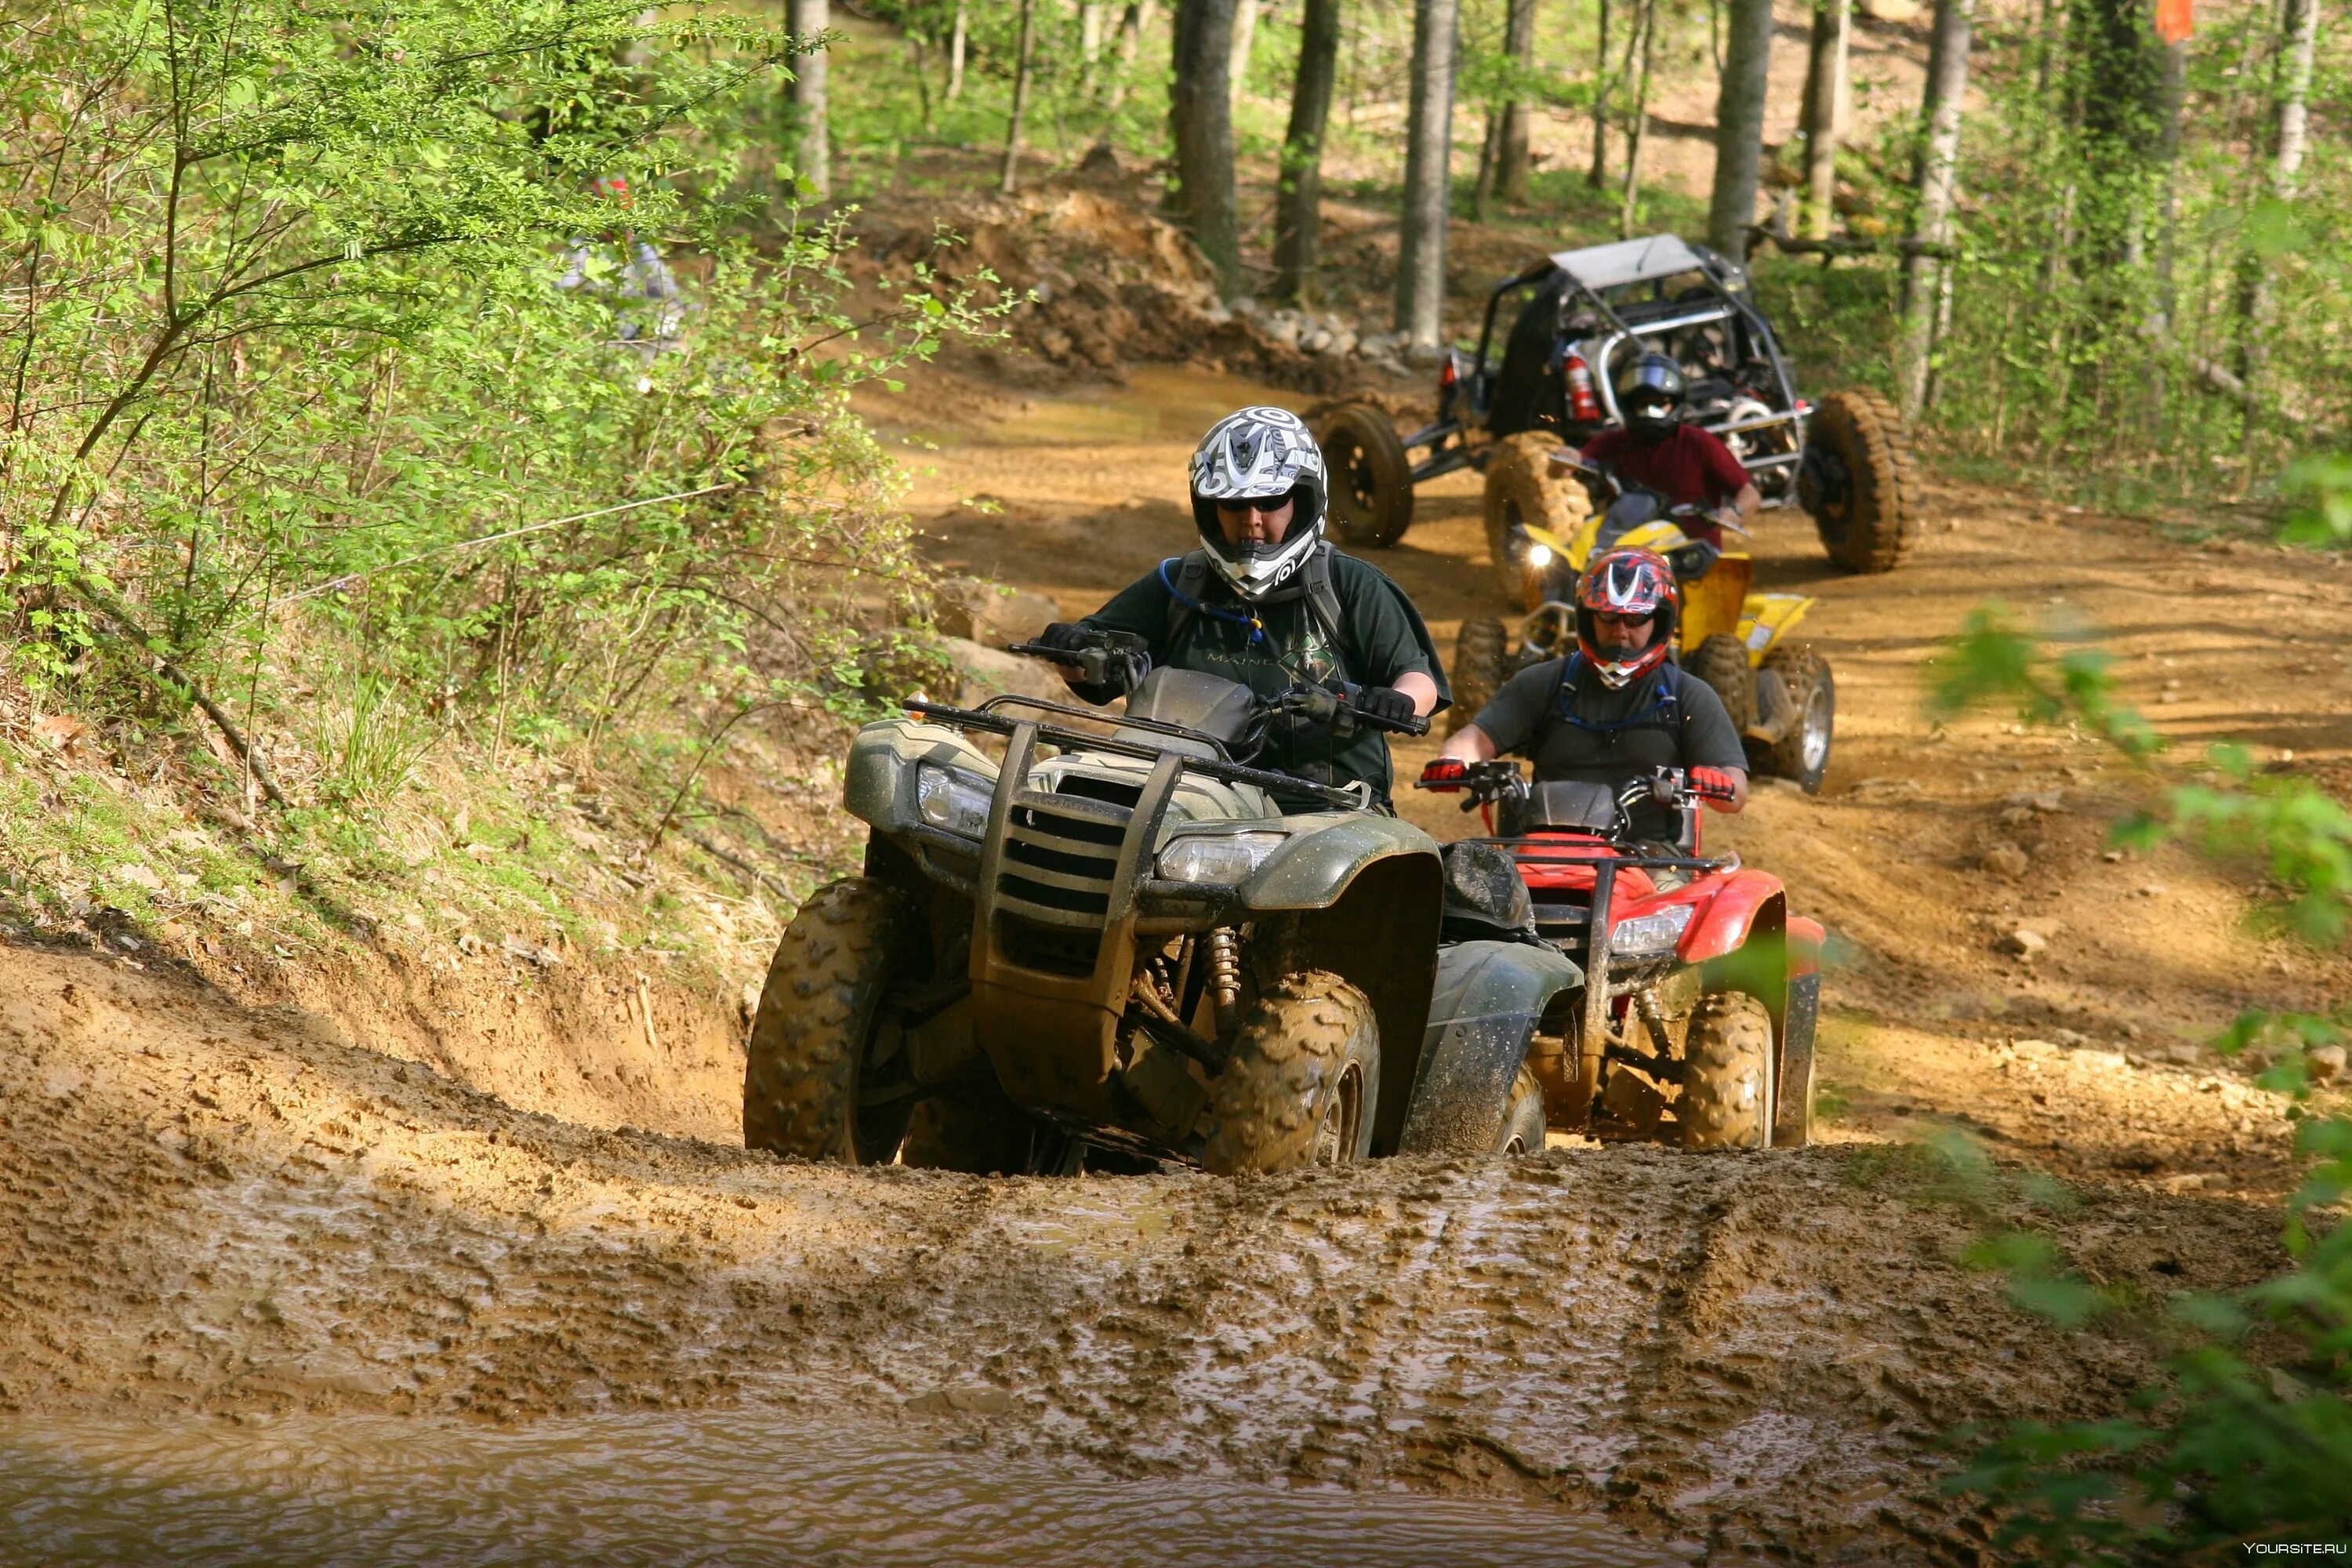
[1581, 354, 1761, 549]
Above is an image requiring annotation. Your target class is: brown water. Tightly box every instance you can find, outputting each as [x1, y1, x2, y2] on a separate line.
[0, 1416, 1697, 1567]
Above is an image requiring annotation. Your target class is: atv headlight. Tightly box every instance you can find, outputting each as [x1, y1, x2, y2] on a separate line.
[916, 764, 994, 838]
[1611, 903, 1693, 957]
[1525, 542, 1553, 569]
[1156, 832, 1286, 887]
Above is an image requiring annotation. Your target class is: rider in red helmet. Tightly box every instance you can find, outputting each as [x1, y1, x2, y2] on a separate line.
[1433, 547, 1748, 836]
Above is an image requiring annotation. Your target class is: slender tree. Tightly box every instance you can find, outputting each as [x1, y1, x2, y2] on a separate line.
[2238, 0, 2320, 443]
[1395, 0, 1461, 351]
[1494, 0, 1542, 203]
[1171, 0, 1243, 296]
[1706, 0, 1773, 260]
[1230, 0, 1260, 107]
[1001, 0, 1038, 193]
[786, 0, 831, 200]
[1588, 0, 1613, 187]
[1797, 0, 1851, 239]
[1896, 0, 1975, 418]
[1273, 0, 1344, 303]
[948, 2, 967, 100]
[1618, 0, 1659, 238]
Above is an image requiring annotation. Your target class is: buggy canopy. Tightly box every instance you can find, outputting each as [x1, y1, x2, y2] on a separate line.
[1544, 234, 1712, 294]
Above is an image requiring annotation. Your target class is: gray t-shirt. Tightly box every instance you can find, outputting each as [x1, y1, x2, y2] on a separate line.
[1472, 655, 1747, 837]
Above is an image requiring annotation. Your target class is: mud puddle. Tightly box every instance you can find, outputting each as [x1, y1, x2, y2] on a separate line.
[0, 1415, 1693, 1568]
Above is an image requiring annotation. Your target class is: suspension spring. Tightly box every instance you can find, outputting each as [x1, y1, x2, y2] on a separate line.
[1206, 927, 1243, 1034]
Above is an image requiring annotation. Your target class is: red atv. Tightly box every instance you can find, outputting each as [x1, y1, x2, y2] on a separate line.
[1418, 760, 1822, 1149]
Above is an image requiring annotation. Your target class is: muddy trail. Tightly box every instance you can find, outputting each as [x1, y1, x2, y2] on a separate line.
[4, 361, 2345, 1564]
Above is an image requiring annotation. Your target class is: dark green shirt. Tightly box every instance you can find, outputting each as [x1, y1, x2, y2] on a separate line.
[1079, 550, 1449, 804]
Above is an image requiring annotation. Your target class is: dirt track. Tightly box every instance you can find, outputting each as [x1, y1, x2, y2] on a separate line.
[3, 360, 2345, 1562]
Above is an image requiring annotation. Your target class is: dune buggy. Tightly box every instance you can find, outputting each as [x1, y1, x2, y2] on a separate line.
[742, 638, 1589, 1174]
[1314, 234, 1918, 575]
[1417, 759, 1823, 1150]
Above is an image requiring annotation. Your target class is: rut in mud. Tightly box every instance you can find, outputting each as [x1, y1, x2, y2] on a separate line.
[3, 361, 2341, 1562]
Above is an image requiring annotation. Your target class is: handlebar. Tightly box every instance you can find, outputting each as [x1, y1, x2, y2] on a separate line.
[1276, 682, 1430, 738]
[1007, 633, 1153, 695]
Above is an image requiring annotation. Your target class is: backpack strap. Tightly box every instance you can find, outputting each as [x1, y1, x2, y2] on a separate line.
[1159, 546, 1358, 671]
[1552, 654, 1681, 733]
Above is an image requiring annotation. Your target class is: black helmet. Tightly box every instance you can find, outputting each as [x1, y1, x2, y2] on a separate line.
[1615, 353, 1686, 445]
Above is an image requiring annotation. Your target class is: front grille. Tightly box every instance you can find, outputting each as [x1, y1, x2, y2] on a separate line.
[995, 912, 1100, 976]
[993, 781, 1136, 931]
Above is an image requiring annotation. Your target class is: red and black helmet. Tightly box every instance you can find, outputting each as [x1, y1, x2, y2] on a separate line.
[1574, 546, 1679, 688]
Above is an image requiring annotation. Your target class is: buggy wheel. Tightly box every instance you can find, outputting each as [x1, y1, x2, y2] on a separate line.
[1801, 389, 1918, 574]
[1318, 403, 1416, 547]
[1448, 615, 1512, 735]
[1202, 971, 1381, 1174]
[742, 877, 920, 1164]
[1496, 1065, 1548, 1156]
[1482, 432, 1580, 612]
[1679, 991, 1774, 1150]
[1686, 633, 1756, 733]
[1751, 643, 1835, 793]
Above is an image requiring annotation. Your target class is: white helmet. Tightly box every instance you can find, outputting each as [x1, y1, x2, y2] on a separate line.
[1189, 406, 1327, 601]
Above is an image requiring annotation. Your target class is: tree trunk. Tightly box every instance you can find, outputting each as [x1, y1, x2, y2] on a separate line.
[2238, 0, 2320, 445]
[1395, 0, 1461, 351]
[1082, 0, 1108, 60]
[1797, 0, 1850, 239]
[1274, 0, 1343, 303]
[1001, 0, 1039, 193]
[1171, 0, 1243, 296]
[786, 0, 830, 200]
[1588, 0, 1613, 187]
[1494, 0, 1541, 202]
[949, 1, 967, 100]
[1618, 0, 1658, 238]
[1706, 0, 1773, 260]
[909, 34, 936, 132]
[1230, 0, 1259, 108]
[1896, 0, 1974, 419]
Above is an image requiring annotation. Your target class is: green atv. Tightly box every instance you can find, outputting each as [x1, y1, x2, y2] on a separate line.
[742, 638, 1586, 1174]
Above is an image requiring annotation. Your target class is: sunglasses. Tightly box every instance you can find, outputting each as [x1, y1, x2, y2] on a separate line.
[1214, 495, 1292, 515]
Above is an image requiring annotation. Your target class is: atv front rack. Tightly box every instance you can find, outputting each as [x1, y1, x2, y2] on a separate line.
[906, 697, 1363, 811]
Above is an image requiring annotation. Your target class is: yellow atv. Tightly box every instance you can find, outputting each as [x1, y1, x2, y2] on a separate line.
[1452, 452, 1835, 792]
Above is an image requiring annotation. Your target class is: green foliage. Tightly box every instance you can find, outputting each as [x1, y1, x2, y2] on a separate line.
[2280, 452, 2352, 546]
[2, 0, 1000, 821]
[1930, 604, 2352, 1559]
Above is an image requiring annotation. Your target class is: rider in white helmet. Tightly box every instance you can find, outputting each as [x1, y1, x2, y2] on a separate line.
[1039, 406, 1447, 805]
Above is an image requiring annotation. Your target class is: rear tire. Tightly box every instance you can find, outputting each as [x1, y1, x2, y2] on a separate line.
[1202, 971, 1381, 1174]
[1496, 1065, 1548, 1156]
[1686, 633, 1756, 733]
[1318, 403, 1415, 548]
[742, 878, 920, 1164]
[1482, 432, 1581, 612]
[1802, 389, 1918, 574]
[1752, 643, 1835, 793]
[900, 1069, 1042, 1174]
[1679, 991, 1774, 1150]
[1448, 615, 1512, 734]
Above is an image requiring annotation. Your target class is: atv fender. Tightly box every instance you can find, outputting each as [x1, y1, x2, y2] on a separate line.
[1775, 915, 1826, 1149]
[1240, 815, 1443, 913]
[1733, 592, 1814, 662]
[842, 720, 996, 832]
[1679, 868, 1787, 969]
[1397, 939, 1584, 1156]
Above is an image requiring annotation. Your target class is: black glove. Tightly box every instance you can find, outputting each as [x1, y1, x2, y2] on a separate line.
[1039, 621, 1093, 652]
[1354, 684, 1418, 728]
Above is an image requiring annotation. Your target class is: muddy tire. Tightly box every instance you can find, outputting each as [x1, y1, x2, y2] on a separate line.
[1679, 991, 1774, 1151]
[1686, 633, 1756, 733]
[1496, 1064, 1548, 1156]
[1319, 403, 1415, 548]
[1802, 389, 1918, 574]
[901, 1069, 1040, 1175]
[1201, 971, 1381, 1175]
[1483, 432, 1580, 611]
[742, 877, 920, 1164]
[1448, 615, 1512, 734]
[1752, 642, 1835, 793]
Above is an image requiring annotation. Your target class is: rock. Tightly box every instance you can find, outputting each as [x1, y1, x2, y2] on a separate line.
[501, 935, 561, 968]
[2135, 883, 2167, 898]
[1331, 328, 1358, 357]
[1998, 927, 2049, 960]
[2050, 1027, 2088, 1048]
[1980, 841, 2030, 880]
[933, 576, 1059, 651]
[942, 637, 1089, 710]
[1302, 326, 1334, 354]
[2004, 789, 2065, 813]
[2309, 1044, 2347, 1083]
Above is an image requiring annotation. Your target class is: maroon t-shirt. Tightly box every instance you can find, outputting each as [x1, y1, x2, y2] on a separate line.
[1582, 425, 1752, 527]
